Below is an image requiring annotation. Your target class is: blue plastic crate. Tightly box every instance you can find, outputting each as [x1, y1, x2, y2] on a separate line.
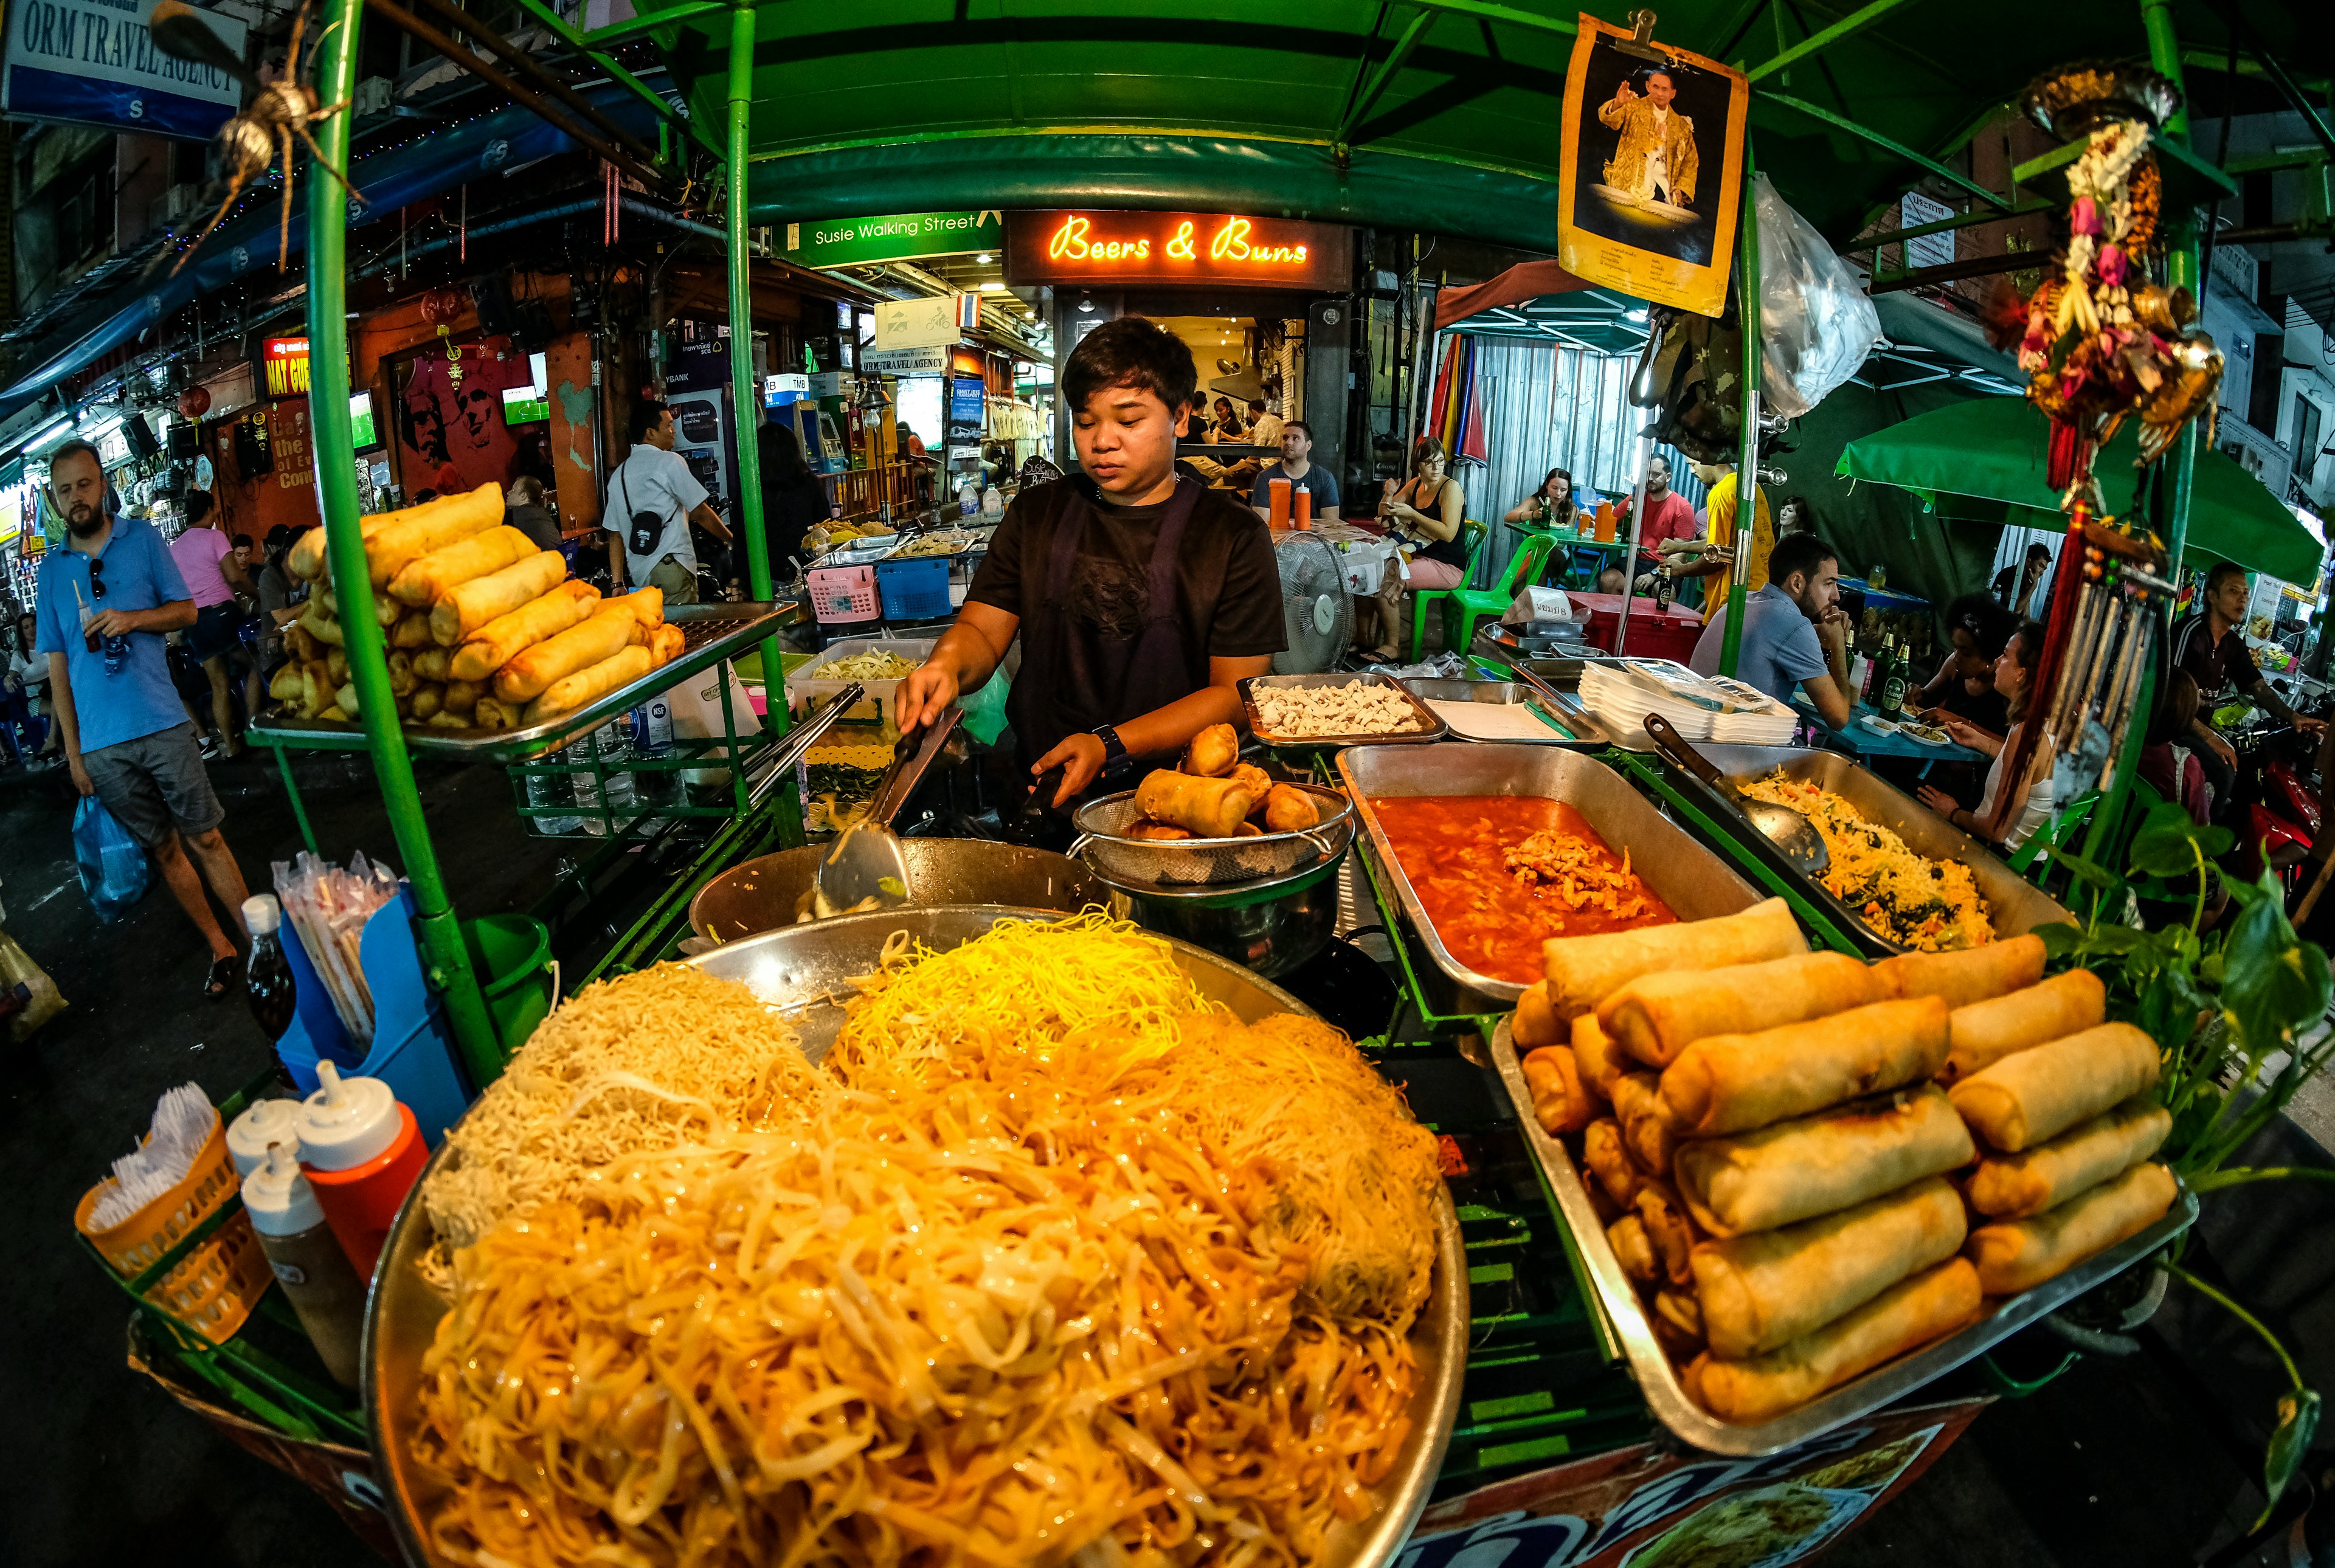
[876, 556, 952, 621]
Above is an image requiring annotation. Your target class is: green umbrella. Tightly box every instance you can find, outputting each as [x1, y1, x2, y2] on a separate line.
[1836, 398, 2325, 585]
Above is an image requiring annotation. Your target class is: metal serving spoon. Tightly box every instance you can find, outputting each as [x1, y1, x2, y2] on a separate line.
[1642, 713, 1830, 876]
[811, 708, 964, 918]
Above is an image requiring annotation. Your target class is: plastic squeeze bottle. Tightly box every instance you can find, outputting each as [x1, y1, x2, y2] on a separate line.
[294, 1060, 426, 1279]
[224, 1097, 302, 1179]
[243, 1144, 367, 1388]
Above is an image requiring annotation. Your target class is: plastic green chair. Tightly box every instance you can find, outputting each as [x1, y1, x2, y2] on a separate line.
[1412, 525, 1557, 662]
[1403, 520, 1486, 661]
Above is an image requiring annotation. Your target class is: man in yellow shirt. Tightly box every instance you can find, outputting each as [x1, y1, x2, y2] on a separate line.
[1673, 462, 1773, 617]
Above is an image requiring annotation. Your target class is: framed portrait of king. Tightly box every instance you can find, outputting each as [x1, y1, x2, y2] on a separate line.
[1557, 14, 1749, 318]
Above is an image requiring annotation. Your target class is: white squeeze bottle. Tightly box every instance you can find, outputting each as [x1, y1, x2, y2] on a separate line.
[243, 1144, 367, 1388]
[224, 1097, 302, 1178]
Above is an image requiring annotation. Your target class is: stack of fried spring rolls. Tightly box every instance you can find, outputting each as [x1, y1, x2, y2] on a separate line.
[276, 484, 683, 730]
[1515, 926, 2129, 1424]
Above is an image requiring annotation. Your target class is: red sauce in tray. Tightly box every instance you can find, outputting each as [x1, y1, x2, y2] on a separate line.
[1371, 795, 1676, 983]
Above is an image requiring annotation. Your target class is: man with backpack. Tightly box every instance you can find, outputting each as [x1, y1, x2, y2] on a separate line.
[604, 399, 733, 606]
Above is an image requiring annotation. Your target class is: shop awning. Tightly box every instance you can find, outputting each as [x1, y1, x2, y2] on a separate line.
[0, 86, 663, 420]
[634, 0, 2319, 252]
[1837, 397, 2326, 585]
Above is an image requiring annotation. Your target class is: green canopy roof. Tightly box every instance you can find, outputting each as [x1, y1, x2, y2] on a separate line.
[1836, 397, 2326, 586]
[627, 0, 2323, 252]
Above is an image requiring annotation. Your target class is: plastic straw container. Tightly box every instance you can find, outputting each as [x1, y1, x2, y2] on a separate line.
[75, 1114, 272, 1343]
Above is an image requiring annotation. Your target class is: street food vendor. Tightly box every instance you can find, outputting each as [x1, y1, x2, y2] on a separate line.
[893, 316, 1287, 804]
[2173, 560, 2325, 821]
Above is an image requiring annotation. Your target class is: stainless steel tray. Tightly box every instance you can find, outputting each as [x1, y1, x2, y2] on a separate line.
[1402, 677, 1613, 748]
[1338, 743, 1767, 1010]
[1487, 1017, 2198, 1456]
[251, 603, 790, 765]
[1656, 744, 2077, 955]
[1240, 672, 1448, 749]
[367, 907, 1466, 1568]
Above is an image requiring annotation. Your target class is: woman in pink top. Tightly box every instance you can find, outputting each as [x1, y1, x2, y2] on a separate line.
[168, 492, 255, 758]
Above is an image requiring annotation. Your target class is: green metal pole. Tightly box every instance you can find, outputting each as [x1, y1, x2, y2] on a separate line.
[2162, 226, 2201, 580]
[1719, 136, 1760, 680]
[2138, 0, 2191, 141]
[307, 0, 503, 1090]
[726, 0, 787, 736]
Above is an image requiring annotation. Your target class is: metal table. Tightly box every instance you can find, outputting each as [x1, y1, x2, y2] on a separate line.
[1792, 700, 1987, 775]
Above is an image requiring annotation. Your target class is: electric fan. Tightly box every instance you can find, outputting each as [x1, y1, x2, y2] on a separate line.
[1270, 533, 1354, 674]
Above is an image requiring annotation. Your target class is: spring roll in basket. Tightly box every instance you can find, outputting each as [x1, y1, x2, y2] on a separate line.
[1965, 1097, 2171, 1219]
[1686, 1258, 1984, 1424]
[1657, 996, 1951, 1138]
[1948, 1022, 2160, 1152]
[1673, 1085, 1975, 1238]
[1690, 1176, 1967, 1359]
[1942, 969, 2108, 1085]
[1965, 1162, 2178, 1294]
[1601, 951, 1894, 1069]
[1874, 933, 2046, 1010]
[1541, 897, 1804, 1023]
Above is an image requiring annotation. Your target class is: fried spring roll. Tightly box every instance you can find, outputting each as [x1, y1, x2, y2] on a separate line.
[1512, 980, 1565, 1050]
[1133, 768, 1254, 838]
[1690, 1176, 1967, 1359]
[1687, 1259, 1983, 1423]
[1673, 1085, 1975, 1238]
[1943, 969, 2108, 1085]
[1600, 951, 1893, 1069]
[1573, 1011, 1628, 1097]
[522, 645, 652, 724]
[1523, 1046, 1597, 1136]
[450, 580, 601, 683]
[387, 525, 536, 606]
[1181, 722, 1239, 776]
[1608, 1214, 1659, 1283]
[1948, 1022, 2160, 1153]
[1657, 996, 1951, 1138]
[1636, 1180, 1701, 1286]
[364, 483, 505, 587]
[1541, 897, 1804, 1023]
[1875, 933, 2047, 1010]
[1964, 1162, 2178, 1294]
[430, 551, 569, 646]
[1582, 1119, 1643, 1207]
[1965, 1099, 2173, 1220]
[493, 604, 643, 703]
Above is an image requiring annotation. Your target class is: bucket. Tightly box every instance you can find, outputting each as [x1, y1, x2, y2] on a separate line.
[876, 557, 952, 621]
[462, 914, 555, 1054]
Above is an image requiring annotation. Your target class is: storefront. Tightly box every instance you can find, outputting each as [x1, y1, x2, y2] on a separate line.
[1006, 208, 1354, 502]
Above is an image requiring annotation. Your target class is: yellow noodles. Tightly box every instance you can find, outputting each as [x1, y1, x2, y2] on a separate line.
[413, 920, 1440, 1568]
[1737, 773, 1991, 952]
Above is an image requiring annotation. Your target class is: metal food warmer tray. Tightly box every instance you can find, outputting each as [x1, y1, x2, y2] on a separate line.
[1338, 743, 1767, 1014]
[1652, 744, 2077, 956]
[366, 908, 1469, 1568]
[1240, 672, 1449, 750]
[1486, 1017, 2199, 1456]
[1402, 677, 1613, 750]
[249, 603, 790, 765]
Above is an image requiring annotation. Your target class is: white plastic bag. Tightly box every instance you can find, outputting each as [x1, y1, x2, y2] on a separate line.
[1755, 173, 1885, 418]
[1503, 586, 1576, 626]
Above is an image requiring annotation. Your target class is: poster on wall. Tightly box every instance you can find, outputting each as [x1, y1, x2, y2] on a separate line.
[1404, 1399, 1982, 1568]
[1555, 12, 1748, 319]
[395, 335, 533, 496]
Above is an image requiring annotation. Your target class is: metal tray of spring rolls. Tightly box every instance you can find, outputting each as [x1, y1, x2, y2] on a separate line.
[247, 603, 792, 765]
[1654, 744, 2077, 957]
[1240, 672, 1450, 750]
[1487, 1017, 2199, 1456]
[1340, 743, 1766, 1013]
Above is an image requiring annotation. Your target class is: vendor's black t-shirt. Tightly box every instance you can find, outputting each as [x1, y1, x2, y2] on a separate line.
[966, 475, 1287, 756]
[2171, 610, 2260, 699]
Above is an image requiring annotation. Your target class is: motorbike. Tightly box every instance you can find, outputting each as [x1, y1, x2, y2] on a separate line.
[2213, 691, 2329, 897]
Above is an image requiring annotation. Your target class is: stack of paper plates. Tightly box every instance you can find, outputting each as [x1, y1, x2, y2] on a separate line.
[1576, 659, 1799, 746]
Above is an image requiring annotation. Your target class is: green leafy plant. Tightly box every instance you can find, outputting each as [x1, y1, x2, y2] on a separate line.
[2040, 801, 2333, 1528]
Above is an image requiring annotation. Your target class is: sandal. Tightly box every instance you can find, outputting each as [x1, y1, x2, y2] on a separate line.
[202, 954, 241, 1001]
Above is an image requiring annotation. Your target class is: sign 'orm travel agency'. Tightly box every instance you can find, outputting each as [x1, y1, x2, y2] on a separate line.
[784, 211, 1005, 269]
[3, 0, 248, 140]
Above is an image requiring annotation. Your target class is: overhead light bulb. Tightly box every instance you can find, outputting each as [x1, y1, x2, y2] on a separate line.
[977, 252, 993, 264]
[1625, 306, 1650, 322]
[979, 281, 1006, 292]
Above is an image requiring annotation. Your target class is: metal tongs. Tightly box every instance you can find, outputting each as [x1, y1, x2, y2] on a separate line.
[1643, 713, 1830, 874]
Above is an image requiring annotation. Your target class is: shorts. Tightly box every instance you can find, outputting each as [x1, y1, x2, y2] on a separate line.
[187, 602, 247, 663]
[81, 723, 225, 849]
[648, 555, 700, 606]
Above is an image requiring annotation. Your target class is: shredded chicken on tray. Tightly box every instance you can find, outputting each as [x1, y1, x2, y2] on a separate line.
[1253, 680, 1425, 737]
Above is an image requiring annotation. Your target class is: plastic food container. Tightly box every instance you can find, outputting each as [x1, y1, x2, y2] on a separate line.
[876, 557, 952, 621]
[805, 562, 880, 624]
[783, 637, 936, 730]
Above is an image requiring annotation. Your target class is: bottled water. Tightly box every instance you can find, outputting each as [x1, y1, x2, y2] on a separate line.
[628, 700, 678, 809]
[524, 770, 582, 835]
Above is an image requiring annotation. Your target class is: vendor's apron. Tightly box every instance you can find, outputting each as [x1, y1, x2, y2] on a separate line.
[1009, 477, 1203, 777]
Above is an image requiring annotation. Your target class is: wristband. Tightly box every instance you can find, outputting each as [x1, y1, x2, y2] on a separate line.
[1090, 725, 1128, 769]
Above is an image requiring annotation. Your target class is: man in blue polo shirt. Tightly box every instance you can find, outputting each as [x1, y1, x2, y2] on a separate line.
[1687, 531, 1852, 728]
[36, 440, 251, 996]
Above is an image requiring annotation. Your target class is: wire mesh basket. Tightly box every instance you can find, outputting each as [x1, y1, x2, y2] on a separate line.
[1069, 783, 1354, 886]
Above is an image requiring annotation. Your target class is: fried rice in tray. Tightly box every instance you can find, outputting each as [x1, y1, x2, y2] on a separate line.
[1737, 773, 1993, 952]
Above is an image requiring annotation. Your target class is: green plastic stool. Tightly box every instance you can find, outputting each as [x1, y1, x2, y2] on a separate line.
[461, 914, 555, 1059]
[1412, 527, 1557, 663]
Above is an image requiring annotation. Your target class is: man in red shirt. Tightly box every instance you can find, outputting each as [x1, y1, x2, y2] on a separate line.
[1619, 454, 1697, 589]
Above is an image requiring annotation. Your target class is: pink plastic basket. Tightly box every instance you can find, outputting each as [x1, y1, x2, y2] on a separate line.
[806, 564, 880, 624]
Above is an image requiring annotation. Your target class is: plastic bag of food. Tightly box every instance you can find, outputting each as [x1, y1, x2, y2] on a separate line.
[0, 925, 66, 1042]
[72, 795, 151, 924]
[1756, 173, 1885, 418]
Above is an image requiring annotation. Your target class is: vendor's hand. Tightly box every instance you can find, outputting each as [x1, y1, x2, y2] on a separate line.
[2295, 716, 2327, 736]
[67, 755, 94, 796]
[1032, 733, 1106, 807]
[1915, 785, 1959, 821]
[892, 661, 959, 736]
[88, 608, 140, 638]
[2206, 731, 2239, 769]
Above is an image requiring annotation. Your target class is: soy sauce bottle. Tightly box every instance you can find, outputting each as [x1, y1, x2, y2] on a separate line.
[243, 894, 299, 1043]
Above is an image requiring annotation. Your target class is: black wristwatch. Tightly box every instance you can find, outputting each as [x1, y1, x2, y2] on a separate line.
[1090, 724, 1129, 769]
